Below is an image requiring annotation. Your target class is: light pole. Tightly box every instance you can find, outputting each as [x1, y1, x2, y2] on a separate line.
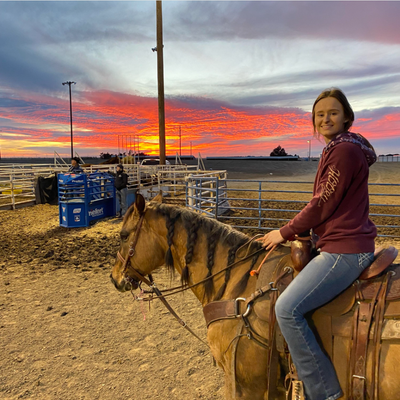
[62, 81, 76, 159]
[307, 140, 311, 161]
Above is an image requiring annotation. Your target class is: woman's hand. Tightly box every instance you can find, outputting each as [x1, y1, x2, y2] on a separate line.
[256, 230, 285, 250]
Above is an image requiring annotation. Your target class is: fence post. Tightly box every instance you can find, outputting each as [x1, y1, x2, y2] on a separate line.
[187, 175, 194, 208]
[185, 178, 188, 208]
[195, 178, 203, 213]
[10, 175, 16, 210]
[157, 172, 161, 196]
[210, 177, 214, 213]
[174, 170, 177, 196]
[215, 177, 219, 220]
[258, 181, 262, 229]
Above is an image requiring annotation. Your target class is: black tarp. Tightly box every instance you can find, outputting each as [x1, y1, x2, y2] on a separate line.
[35, 174, 58, 205]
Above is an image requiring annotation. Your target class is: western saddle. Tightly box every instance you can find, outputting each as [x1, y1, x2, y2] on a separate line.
[203, 238, 399, 400]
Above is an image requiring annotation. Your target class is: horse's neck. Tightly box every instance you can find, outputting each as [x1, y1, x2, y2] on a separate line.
[169, 222, 211, 296]
[169, 221, 259, 305]
[146, 206, 262, 305]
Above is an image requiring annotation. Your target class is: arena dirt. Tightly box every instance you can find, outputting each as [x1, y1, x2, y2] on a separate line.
[1, 162, 400, 400]
[0, 205, 224, 400]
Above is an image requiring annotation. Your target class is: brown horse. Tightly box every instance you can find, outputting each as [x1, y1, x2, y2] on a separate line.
[111, 194, 400, 400]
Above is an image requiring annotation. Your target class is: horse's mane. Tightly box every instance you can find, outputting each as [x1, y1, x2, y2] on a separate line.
[146, 201, 262, 301]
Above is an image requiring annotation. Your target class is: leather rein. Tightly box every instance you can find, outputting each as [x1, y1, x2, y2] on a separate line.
[116, 210, 266, 347]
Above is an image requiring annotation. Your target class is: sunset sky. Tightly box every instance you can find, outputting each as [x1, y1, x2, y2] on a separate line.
[0, 1, 399, 159]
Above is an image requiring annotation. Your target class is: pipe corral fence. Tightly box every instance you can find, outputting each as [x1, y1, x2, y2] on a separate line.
[186, 176, 400, 239]
[0, 164, 68, 210]
[3, 161, 399, 240]
[0, 160, 224, 211]
[378, 155, 400, 162]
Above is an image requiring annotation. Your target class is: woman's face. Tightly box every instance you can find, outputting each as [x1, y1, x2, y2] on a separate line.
[314, 97, 347, 144]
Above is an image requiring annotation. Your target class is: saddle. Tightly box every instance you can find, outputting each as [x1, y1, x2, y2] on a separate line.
[203, 243, 399, 400]
[269, 244, 399, 400]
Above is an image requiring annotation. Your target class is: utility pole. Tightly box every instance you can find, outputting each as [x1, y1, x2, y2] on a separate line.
[62, 81, 76, 159]
[154, 1, 166, 165]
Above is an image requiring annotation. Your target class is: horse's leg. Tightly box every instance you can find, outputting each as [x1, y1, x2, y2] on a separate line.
[220, 338, 269, 399]
[220, 362, 268, 400]
[208, 320, 269, 400]
[208, 322, 239, 400]
[234, 340, 269, 400]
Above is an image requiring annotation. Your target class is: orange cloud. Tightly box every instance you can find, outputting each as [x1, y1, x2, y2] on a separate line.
[1, 88, 399, 158]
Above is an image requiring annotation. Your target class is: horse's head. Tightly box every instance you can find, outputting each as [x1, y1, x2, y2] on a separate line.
[110, 193, 166, 292]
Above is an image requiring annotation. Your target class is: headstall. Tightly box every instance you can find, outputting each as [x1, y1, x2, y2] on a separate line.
[116, 210, 209, 346]
[117, 212, 152, 288]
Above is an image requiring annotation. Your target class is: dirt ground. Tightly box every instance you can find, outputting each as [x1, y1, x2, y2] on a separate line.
[1, 161, 400, 400]
[0, 205, 224, 400]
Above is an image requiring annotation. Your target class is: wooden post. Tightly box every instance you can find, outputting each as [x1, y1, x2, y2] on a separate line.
[156, 1, 166, 165]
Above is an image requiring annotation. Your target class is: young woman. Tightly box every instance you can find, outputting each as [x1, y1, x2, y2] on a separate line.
[259, 88, 377, 400]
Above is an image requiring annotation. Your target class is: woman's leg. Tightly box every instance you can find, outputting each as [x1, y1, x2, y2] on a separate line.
[275, 252, 374, 400]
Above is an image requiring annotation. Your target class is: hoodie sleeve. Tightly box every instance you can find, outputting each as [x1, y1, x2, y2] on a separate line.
[280, 142, 366, 240]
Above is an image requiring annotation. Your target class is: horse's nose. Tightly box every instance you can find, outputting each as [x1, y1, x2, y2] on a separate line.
[110, 274, 118, 289]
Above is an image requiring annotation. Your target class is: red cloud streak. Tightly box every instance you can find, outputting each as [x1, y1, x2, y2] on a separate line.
[0, 89, 399, 158]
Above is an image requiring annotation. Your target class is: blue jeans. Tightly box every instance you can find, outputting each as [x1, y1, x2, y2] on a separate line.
[116, 188, 127, 216]
[275, 252, 374, 400]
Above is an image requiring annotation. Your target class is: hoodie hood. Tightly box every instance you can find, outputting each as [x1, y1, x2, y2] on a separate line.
[324, 131, 376, 167]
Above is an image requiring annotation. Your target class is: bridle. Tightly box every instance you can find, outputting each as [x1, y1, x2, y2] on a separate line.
[116, 209, 210, 346]
[117, 212, 150, 288]
[117, 211, 266, 294]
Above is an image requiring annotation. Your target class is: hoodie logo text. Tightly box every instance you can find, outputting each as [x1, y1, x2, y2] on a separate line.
[318, 165, 340, 206]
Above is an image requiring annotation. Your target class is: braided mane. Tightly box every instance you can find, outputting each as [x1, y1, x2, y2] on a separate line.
[148, 202, 261, 300]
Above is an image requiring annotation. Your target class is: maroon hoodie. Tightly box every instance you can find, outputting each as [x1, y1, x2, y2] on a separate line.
[280, 132, 377, 253]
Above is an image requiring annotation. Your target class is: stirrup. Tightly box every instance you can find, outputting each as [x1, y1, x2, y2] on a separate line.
[285, 360, 306, 400]
[291, 380, 305, 400]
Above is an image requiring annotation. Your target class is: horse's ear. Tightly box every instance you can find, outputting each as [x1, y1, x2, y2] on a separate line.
[134, 193, 146, 215]
[152, 191, 163, 203]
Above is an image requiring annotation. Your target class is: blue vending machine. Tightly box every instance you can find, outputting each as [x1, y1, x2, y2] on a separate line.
[58, 172, 116, 228]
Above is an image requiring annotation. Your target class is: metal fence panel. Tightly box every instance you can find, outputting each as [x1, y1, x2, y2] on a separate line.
[186, 177, 400, 238]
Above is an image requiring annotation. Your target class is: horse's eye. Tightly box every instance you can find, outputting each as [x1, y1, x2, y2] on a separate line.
[120, 232, 129, 242]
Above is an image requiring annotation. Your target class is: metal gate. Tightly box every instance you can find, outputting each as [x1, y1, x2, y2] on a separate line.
[186, 177, 400, 238]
